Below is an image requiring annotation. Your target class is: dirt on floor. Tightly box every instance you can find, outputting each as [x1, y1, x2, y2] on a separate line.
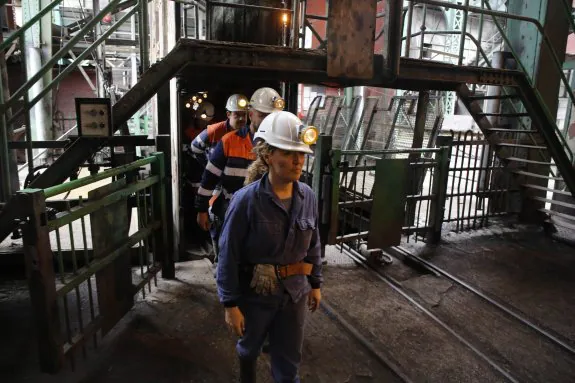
[2, 224, 575, 383]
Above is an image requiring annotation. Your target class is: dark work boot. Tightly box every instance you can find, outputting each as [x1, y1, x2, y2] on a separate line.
[239, 357, 257, 383]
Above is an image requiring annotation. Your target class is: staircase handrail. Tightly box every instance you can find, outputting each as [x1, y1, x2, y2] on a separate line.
[5, 5, 139, 126]
[404, 0, 575, 164]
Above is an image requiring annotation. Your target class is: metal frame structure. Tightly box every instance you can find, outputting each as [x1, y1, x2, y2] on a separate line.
[19, 152, 171, 372]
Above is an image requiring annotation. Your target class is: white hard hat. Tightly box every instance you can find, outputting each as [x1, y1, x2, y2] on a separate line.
[253, 111, 318, 154]
[226, 94, 249, 112]
[249, 87, 285, 114]
[196, 101, 215, 122]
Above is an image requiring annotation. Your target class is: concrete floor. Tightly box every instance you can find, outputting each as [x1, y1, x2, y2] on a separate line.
[1, 224, 575, 382]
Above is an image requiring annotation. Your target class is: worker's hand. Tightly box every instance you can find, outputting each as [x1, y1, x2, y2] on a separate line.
[308, 288, 321, 312]
[197, 212, 211, 231]
[225, 306, 245, 337]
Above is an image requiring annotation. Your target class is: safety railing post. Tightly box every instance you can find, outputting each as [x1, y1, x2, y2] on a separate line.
[427, 137, 452, 244]
[18, 188, 64, 373]
[151, 150, 174, 279]
[312, 134, 332, 259]
[327, 148, 341, 245]
[0, 78, 10, 201]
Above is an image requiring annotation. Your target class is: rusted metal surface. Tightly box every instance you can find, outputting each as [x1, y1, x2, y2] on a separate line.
[89, 178, 133, 335]
[18, 189, 64, 373]
[326, 0, 376, 79]
[176, 39, 521, 89]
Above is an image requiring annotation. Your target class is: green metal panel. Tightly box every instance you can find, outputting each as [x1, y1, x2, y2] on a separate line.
[43, 156, 156, 198]
[367, 158, 409, 248]
[46, 176, 159, 230]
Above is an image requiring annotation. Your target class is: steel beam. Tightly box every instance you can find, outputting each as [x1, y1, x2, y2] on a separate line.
[174, 39, 520, 89]
[8, 136, 155, 149]
[15, 40, 523, 194]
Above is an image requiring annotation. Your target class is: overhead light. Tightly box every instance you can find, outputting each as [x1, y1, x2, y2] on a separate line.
[185, 102, 191, 108]
[282, 13, 289, 24]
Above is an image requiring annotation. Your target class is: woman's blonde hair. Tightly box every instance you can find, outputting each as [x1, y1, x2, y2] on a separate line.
[245, 141, 274, 185]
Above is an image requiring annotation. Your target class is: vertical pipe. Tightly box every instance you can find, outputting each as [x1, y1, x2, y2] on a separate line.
[131, 11, 139, 132]
[404, 1, 414, 57]
[458, 0, 470, 66]
[205, 0, 211, 40]
[291, 0, 301, 49]
[139, 0, 150, 72]
[301, 0, 307, 48]
[0, 69, 12, 199]
[20, 35, 35, 177]
[93, 0, 105, 97]
[194, 4, 199, 39]
[475, 0, 485, 67]
[419, 4, 427, 60]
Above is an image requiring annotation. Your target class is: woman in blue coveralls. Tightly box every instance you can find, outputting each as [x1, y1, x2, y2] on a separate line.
[216, 111, 323, 383]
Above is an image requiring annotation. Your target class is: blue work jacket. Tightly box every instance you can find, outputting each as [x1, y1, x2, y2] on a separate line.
[216, 173, 323, 306]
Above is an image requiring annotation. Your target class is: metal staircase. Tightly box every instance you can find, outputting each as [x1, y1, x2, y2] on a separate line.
[457, 81, 575, 229]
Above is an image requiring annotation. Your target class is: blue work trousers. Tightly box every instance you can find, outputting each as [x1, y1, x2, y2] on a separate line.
[237, 293, 307, 383]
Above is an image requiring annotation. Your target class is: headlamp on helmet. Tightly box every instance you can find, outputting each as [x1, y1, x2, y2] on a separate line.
[238, 98, 248, 108]
[273, 96, 285, 111]
[298, 125, 319, 145]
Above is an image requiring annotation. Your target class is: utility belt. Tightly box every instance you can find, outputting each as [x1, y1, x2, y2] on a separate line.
[240, 262, 313, 279]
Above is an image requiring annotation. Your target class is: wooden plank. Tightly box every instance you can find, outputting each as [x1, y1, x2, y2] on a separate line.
[89, 178, 133, 335]
[367, 159, 408, 248]
[327, 0, 376, 79]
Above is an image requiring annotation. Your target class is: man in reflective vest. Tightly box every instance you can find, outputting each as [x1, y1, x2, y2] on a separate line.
[190, 93, 249, 168]
[195, 88, 286, 260]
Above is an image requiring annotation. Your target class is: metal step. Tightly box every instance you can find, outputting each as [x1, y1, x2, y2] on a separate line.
[540, 208, 575, 222]
[507, 157, 552, 166]
[485, 128, 538, 134]
[523, 184, 572, 196]
[531, 196, 575, 210]
[498, 143, 547, 150]
[477, 112, 530, 118]
[467, 94, 521, 101]
[514, 170, 563, 181]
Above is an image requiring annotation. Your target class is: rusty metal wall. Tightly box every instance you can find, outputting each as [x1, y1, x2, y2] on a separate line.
[209, 0, 287, 44]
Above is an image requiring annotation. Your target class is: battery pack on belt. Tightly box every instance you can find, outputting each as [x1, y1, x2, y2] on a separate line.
[275, 262, 313, 279]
